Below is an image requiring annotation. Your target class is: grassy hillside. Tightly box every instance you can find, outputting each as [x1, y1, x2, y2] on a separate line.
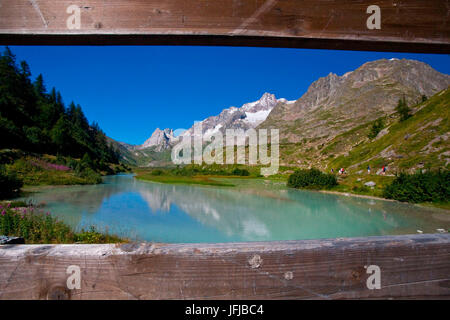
[107, 137, 173, 167]
[131, 147, 173, 167]
[273, 88, 449, 174]
[327, 88, 449, 173]
[0, 149, 129, 190]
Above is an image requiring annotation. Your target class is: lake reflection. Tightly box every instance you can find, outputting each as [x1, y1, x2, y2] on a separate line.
[19, 174, 450, 243]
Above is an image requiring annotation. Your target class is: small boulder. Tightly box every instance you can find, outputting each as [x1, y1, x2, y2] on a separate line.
[0, 235, 25, 244]
[364, 181, 376, 187]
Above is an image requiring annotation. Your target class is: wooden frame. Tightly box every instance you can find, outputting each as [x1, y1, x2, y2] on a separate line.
[0, 0, 449, 300]
[1, 234, 449, 299]
[0, 0, 449, 52]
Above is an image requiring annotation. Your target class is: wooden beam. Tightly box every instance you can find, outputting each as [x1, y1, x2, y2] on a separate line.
[0, 0, 448, 52]
[1, 234, 449, 300]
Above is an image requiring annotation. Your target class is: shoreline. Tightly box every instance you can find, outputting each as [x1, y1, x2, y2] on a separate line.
[17, 173, 131, 193]
[320, 189, 450, 213]
[319, 189, 395, 202]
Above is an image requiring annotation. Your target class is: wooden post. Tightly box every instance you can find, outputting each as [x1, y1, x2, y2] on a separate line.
[1, 234, 449, 299]
[0, 0, 448, 52]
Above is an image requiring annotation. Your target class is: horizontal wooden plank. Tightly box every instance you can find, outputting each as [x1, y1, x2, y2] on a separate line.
[0, 234, 449, 299]
[0, 0, 448, 52]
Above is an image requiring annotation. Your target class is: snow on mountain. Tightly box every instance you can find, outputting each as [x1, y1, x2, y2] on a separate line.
[277, 98, 296, 104]
[135, 92, 294, 151]
[181, 92, 284, 140]
[244, 109, 272, 125]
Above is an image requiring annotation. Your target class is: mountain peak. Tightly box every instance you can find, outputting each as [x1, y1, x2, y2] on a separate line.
[138, 128, 175, 151]
[259, 91, 277, 103]
[261, 92, 275, 99]
[241, 92, 277, 112]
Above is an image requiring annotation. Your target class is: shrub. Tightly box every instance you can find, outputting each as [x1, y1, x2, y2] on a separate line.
[65, 156, 78, 170]
[10, 158, 37, 173]
[74, 226, 122, 244]
[396, 96, 411, 122]
[0, 165, 23, 198]
[0, 205, 124, 244]
[29, 158, 70, 171]
[352, 185, 370, 193]
[368, 118, 385, 139]
[287, 168, 338, 190]
[76, 167, 102, 184]
[151, 169, 164, 176]
[383, 170, 450, 203]
[231, 167, 250, 176]
[0, 149, 23, 165]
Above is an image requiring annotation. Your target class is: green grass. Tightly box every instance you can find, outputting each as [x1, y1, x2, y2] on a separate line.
[16, 169, 99, 186]
[328, 88, 450, 172]
[0, 201, 126, 244]
[330, 174, 395, 198]
[0, 151, 131, 189]
[134, 164, 297, 187]
[129, 148, 173, 167]
[321, 121, 373, 156]
[5, 156, 102, 186]
[417, 202, 450, 211]
[136, 174, 235, 187]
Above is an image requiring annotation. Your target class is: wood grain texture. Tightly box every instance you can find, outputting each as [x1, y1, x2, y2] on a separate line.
[0, 234, 449, 300]
[0, 0, 448, 52]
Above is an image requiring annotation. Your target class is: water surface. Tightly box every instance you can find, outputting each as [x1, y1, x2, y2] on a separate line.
[19, 174, 450, 242]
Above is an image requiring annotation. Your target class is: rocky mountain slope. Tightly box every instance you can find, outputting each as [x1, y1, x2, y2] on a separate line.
[259, 59, 450, 144]
[108, 128, 176, 166]
[112, 58, 449, 170]
[139, 128, 175, 151]
[108, 136, 172, 167]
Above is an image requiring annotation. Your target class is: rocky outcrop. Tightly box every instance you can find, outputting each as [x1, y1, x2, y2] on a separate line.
[260, 58, 450, 143]
[138, 128, 175, 151]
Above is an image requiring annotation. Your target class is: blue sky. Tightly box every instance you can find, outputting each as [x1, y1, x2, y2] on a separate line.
[6, 46, 450, 145]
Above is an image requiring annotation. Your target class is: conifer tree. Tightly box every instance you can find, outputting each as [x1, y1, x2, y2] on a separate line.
[396, 96, 411, 121]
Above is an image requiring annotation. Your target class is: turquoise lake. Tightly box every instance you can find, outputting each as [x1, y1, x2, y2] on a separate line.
[19, 174, 450, 243]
